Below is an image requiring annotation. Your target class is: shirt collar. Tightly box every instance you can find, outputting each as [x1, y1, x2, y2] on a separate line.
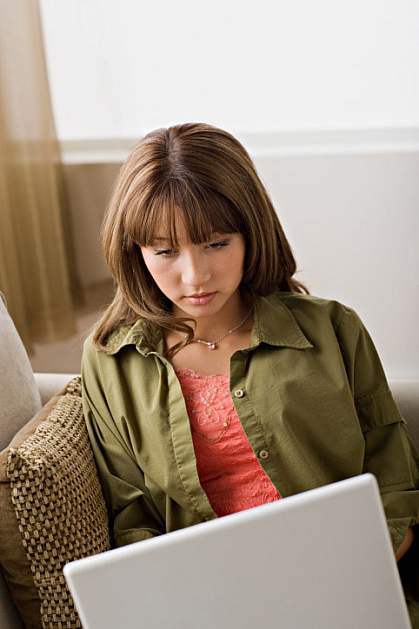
[251, 292, 313, 350]
[104, 291, 313, 356]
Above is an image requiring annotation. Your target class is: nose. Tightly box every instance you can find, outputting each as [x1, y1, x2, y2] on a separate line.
[180, 249, 211, 289]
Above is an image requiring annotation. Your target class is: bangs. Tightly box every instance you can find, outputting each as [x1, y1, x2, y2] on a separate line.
[125, 178, 243, 249]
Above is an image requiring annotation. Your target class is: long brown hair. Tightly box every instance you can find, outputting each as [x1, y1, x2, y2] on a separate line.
[93, 122, 308, 358]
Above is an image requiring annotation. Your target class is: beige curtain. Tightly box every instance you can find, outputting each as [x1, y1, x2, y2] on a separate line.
[0, 0, 82, 352]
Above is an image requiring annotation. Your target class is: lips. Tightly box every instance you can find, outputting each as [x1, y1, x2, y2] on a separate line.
[185, 292, 217, 305]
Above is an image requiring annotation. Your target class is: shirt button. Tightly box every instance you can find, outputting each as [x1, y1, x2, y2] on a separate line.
[234, 388, 245, 398]
[259, 449, 269, 460]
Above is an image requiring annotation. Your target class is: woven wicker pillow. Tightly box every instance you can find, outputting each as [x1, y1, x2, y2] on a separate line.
[0, 376, 110, 628]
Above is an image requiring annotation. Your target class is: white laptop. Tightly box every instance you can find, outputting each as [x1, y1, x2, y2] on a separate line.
[64, 473, 411, 629]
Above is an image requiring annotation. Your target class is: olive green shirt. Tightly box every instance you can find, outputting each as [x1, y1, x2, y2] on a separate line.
[81, 292, 419, 561]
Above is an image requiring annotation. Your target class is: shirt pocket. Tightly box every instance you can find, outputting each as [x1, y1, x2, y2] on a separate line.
[357, 388, 416, 491]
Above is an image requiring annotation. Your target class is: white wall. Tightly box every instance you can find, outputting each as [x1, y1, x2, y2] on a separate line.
[257, 150, 419, 380]
[40, 0, 419, 140]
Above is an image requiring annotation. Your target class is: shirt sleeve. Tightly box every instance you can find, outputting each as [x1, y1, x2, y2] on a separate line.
[335, 305, 419, 558]
[81, 340, 165, 548]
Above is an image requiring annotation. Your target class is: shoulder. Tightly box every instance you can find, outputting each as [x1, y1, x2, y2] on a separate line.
[81, 333, 106, 388]
[266, 291, 372, 354]
[81, 325, 131, 382]
[81, 317, 157, 389]
[82, 319, 143, 363]
[81, 326, 135, 409]
[271, 291, 360, 331]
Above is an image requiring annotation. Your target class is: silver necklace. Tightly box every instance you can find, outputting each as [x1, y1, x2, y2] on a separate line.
[190, 308, 253, 351]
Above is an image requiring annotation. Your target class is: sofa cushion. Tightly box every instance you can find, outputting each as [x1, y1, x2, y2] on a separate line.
[0, 292, 41, 451]
[0, 377, 110, 628]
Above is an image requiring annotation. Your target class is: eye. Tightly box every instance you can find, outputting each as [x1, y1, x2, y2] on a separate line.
[154, 239, 230, 257]
[207, 239, 230, 249]
[154, 249, 177, 257]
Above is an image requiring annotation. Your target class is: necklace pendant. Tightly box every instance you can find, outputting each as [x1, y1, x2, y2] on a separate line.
[208, 342, 217, 351]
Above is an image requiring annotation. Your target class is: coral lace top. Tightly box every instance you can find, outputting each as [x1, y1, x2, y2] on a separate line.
[175, 367, 281, 516]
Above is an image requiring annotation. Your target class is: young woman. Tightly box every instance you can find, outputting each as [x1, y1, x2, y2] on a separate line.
[81, 122, 419, 614]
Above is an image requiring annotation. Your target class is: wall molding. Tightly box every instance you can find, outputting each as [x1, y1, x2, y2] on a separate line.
[60, 127, 419, 164]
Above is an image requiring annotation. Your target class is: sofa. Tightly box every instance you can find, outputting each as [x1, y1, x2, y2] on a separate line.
[0, 372, 78, 629]
[1, 291, 419, 628]
[0, 293, 111, 628]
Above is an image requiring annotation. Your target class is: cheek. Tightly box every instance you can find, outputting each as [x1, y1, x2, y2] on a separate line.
[215, 248, 245, 281]
[149, 265, 173, 289]
[228, 246, 245, 272]
[141, 254, 170, 288]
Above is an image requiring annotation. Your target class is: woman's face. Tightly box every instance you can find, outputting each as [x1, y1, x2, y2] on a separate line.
[140, 220, 246, 319]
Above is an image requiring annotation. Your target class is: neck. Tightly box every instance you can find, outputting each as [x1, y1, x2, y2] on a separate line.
[174, 291, 253, 340]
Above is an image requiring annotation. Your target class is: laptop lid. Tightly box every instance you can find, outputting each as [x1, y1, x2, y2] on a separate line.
[64, 473, 411, 629]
